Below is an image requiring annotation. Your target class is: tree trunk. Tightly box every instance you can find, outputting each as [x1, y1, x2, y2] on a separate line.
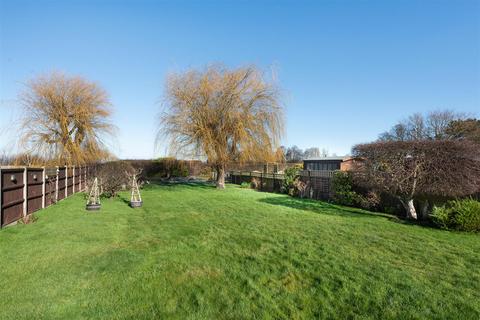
[402, 199, 418, 220]
[216, 165, 225, 189]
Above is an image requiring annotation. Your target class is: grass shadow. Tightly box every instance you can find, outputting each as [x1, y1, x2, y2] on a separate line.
[144, 180, 216, 190]
[258, 195, 399, 221]
[117, 194, 132, 207]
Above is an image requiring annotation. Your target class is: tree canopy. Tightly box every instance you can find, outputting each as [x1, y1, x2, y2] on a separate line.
[158, 65, 284, 188]
[353, 140, 480, 219]
[378, 110, 466, 141]
[446, 118, 480, 144]
[18, 72, 115, 165]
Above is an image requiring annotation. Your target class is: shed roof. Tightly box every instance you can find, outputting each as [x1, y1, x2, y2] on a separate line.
[303, 156, 347, 161]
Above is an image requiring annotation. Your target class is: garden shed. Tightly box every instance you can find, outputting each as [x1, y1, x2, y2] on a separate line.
[303, 156, 354, 171]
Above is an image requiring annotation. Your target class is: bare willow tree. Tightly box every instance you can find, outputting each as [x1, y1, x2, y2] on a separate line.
[158, 65, 284, 188]
[18, 72, 115, 165]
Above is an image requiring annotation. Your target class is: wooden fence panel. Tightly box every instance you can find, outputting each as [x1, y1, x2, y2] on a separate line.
[66, 167, 74, 196]
[230, 171, 285, 193]
[44, 168, 57, 207]
[230, 170, 333, 200]
[1, 165, 92, 228]
[26, 168, 44, 214]
[81, 167, 86, 191]
[74, 167, 80, 192]
[57, 167, 66, 200]
[1, 168, 25, 227]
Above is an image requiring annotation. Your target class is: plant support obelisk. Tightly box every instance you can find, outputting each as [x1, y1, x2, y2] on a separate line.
[86, 177, 101, 211]
[129, 174, 142, 208]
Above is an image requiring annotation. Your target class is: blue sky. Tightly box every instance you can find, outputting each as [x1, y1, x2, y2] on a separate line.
[1, 0, 479, 159]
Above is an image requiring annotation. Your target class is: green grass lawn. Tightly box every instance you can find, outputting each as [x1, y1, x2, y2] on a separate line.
[1, 183, 479, 319]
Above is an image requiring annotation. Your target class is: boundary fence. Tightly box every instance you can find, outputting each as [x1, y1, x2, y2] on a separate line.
[230, 171, 285, 193]
[0, 166, 90, 228]
[230, 170, 335, 200]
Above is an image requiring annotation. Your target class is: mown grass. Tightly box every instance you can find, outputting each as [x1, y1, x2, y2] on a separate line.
[0, 183, 479, 319]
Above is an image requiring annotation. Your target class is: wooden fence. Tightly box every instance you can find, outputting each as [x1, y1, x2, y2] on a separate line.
[0, 166, 90, 228]
[230, 171, 285, 193]
[298, 170, 335, 200]
[230, 170, 335, 200]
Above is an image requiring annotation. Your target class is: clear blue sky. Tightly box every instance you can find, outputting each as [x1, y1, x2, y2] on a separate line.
[1, 0, 479, 159]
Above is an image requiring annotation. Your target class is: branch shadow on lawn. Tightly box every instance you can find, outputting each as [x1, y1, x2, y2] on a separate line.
[144, 180, 216, 190]
[117, 194, 133, 207]
[258, 195, 400, 221]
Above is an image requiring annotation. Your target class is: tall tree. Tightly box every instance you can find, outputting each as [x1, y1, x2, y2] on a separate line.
[18, 72, 115, 165]
[320, 148, 329, 157]
[353, 140, 480, 219]
[285, 145, 304, 162]
[446, 118, 480, 144]
[158, 65, 284, 188]
[0, 149, 12, 165]
[304, 147, 320, 159]
[378, 110, 465, 141]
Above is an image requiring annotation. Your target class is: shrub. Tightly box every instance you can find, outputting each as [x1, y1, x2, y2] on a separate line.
[432, 198, 480, 232]
[251, 177, 260, 189]
[283, 165, 302, 195]
[97, 161, 134, 198]
[292, 178, 307, 197]
[358, 191, 381, 210]
[155, 157, 190, 178]
[331, 171, 364, 206]
[240, 182, 250, 189]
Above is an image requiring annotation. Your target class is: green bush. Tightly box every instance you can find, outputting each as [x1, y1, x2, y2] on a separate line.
[432, 198, 480, 232]
[240, 182, 250, 189]
[282, 165, 302, 195]
[331, 171, 364, 206]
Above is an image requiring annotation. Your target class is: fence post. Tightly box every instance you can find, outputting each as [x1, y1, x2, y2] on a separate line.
[308, 170, 312, 199]
[42, 167, 45, 209]
[72, 166, 75, 194]
[65, 167, 68, 199]
[23, 167, 27, 217]
[55, 166, 59, 203]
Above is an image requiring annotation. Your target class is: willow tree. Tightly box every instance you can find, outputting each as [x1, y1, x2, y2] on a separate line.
[158, 65, 284, 188]
[18, 72, 115, 165]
